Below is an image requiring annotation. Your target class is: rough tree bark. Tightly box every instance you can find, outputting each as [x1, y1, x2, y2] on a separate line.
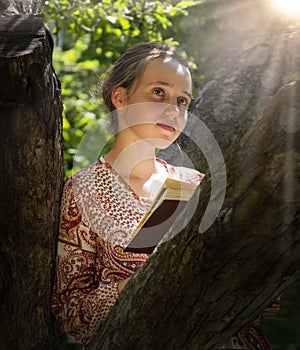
[0, 15, 63, 349]
[87, 2, 300, 350]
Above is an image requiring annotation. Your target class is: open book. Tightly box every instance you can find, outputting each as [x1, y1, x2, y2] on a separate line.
[124, 178, 199, 254]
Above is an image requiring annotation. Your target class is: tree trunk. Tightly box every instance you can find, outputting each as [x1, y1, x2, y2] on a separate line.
[87, 2, 300, 349]
[0, 15, 64, 349]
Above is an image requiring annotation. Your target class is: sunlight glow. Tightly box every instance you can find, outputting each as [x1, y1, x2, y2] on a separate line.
[271, 0, 300, 17]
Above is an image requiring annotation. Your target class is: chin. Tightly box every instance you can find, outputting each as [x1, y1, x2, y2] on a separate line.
[158, 141, 174, 149]
[146, 138, 174, 149]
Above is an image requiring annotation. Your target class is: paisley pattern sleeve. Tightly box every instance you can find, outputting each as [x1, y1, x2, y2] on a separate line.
[51, 178, 120, 344]
[232, 317, 272, 350]
[235, 298, 281, 349]
[223, 300, 281, 348]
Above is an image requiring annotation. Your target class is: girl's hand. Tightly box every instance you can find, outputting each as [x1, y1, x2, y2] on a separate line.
[117, 277, 131, 293]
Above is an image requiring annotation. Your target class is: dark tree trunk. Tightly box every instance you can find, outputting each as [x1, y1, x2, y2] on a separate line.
[0, 15, 64, 349]
[87, 2, 300, 349]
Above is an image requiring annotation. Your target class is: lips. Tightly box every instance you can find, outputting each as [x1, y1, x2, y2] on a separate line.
[157, 123, 176, 133]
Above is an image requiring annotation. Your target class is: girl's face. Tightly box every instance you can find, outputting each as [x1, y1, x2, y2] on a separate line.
[114, 57, 192, 149]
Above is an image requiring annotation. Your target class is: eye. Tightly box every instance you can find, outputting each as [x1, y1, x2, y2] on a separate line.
[177, 96, 189, 108]
[153, 88, 164, 97]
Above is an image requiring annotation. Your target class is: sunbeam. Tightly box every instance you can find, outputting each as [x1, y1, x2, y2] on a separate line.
[271, 0, 300, 17]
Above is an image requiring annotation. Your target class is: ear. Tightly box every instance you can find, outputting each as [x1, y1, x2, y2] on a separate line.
[111, 86, 127, 109]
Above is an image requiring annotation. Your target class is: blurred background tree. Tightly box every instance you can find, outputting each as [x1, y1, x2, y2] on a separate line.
[42, 1, 300, 349]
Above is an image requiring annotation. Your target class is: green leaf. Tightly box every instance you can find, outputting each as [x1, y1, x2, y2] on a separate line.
[107, 15, 117, 24]
[176, 0, 202, 9]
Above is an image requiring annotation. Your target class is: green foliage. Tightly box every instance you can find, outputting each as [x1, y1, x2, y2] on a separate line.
[43, 0, 202, 177]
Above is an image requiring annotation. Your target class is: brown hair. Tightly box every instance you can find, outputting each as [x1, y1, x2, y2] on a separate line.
[101, 42, 190, 113]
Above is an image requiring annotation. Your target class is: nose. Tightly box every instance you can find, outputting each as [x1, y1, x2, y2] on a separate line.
[163, 104, 180, 118]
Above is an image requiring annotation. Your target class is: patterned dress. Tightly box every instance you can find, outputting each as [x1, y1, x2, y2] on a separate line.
[51, 156, 279, 347]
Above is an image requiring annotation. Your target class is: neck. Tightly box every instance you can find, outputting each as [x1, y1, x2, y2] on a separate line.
[105, 131, 159, 181]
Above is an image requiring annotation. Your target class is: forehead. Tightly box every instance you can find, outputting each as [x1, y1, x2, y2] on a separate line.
[141, 58, 192, 91]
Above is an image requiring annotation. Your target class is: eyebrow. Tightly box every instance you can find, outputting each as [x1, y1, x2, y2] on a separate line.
[146, 81, 192, 99]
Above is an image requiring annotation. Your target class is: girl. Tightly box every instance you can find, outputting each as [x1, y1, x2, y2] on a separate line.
[51, 42, 204, 344]
[51, 42, 278, 348]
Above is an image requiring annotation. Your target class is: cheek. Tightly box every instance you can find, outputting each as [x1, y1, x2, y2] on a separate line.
[177, 111, 188, 131]
[140, 103, 165, 121]
[124, 103, 163, 126]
